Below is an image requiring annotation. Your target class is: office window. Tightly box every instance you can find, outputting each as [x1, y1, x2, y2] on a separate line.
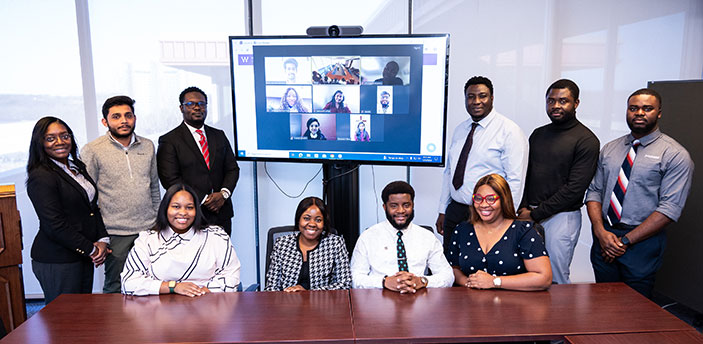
[0, 1, 86, 175]
[87, 0, 246, 142]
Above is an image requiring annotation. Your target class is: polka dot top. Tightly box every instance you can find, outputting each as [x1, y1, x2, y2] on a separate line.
[447, 220, 548, 277]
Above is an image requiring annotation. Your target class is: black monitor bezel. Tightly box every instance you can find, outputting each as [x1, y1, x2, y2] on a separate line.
[228, 33, 450, 167]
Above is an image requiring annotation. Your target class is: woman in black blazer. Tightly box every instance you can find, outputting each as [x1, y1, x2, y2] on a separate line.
[26, 117, 110, 304]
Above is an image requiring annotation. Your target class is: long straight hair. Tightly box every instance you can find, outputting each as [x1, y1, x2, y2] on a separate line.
[27, 116, 84, 173]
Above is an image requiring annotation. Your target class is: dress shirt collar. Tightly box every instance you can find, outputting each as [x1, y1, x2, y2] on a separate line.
[626, 128, 662, 147]
[162, 226, 196, 241]
[184, 121, 206, 139]
[51, 157, 79, 173]
[472, 108, 497, 129]
[380, 219, 411, 234]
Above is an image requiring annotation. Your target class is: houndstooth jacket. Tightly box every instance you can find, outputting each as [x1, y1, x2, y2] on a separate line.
[265, 232, 351, 291]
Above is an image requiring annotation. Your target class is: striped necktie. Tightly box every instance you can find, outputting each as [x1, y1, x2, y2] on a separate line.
[607, 140, 640, 225]
[195, 129, 210, 169]
[396, 230, 409, 272]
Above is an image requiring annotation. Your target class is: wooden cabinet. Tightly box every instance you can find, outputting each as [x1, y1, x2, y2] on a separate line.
[0, 185, 27, 333]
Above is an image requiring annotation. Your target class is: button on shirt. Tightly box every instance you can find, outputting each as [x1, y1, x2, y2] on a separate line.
[350, 220, 454, 289]
[439, 110, 528, 212]
[585, 129, 694, 224]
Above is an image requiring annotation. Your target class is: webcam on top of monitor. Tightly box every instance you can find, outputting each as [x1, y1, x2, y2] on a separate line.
[306, 25, 364, 37]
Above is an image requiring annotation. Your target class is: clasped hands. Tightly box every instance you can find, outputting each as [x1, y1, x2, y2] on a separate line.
[90, 241, 111, 267]
[597, 230, 628, 263]
[464, 270, 496, 289]
[203, 191, 226, 213]
[384, 271, 426, 294]
[174, 282, 211, 297]
[284, 285, 306, 293]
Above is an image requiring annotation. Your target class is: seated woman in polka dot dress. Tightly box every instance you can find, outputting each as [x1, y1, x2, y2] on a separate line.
[448, 174, 552, 291]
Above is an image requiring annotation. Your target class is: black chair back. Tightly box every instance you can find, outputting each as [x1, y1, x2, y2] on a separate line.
[265, 225, 338, 276]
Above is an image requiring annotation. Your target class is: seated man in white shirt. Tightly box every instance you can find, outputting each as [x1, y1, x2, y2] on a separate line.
[351, 181, 454, 293]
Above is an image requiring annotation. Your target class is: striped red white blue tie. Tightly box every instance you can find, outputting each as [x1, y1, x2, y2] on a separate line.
[607, 140, 640, 225]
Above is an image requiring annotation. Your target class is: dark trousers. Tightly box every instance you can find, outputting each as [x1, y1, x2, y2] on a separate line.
[32, 259, 94, 305]
[590, 221, 667, 298]
[221, 218, 232, 236]
[203, 209, 232, 236]
[442, 200, 471, 256]
[103, 234, 138, 294]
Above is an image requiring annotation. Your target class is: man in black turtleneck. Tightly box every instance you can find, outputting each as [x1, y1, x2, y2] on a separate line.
[517, 79, 599, 284]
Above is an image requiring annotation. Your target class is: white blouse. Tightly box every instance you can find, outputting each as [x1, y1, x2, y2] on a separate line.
[121, 226, 241, 295]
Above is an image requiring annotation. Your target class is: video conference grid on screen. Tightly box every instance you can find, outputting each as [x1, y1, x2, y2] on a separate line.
[230, 35, 449, 165]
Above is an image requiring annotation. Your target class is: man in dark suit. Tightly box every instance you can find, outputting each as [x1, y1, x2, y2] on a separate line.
[157, 86, 240, 235]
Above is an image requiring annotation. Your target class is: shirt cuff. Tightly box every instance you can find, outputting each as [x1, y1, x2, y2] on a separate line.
[90, 237, 111, 255]
[150, 280, 164, 295]
[584, 191, 602, 204]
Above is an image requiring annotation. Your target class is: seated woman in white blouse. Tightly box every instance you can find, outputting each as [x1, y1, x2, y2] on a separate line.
[121, 183, 241, 297]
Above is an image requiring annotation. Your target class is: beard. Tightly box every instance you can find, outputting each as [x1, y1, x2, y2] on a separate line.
[547, 108, 576, 124]
[627, 117, 658, 135]
[385, 208, 414, 230]
[108, 124, 134, 139]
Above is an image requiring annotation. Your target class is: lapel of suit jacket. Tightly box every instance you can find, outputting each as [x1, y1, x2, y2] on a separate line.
[179, 122, 210, 171]
[50, 162, 94, 206]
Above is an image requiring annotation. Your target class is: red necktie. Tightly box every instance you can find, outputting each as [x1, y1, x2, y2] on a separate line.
[452, 122, 479, 190]
[195, 129, 210, 169]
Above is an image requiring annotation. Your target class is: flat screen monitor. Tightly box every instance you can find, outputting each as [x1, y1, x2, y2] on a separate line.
[228, 34, 449, 166]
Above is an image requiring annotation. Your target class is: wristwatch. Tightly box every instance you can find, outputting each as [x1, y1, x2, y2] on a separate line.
[493, 277, 502, 288]
[420, 277, 429, 288]
[620, 236, 632, 246]
[168, 281, 177, 294]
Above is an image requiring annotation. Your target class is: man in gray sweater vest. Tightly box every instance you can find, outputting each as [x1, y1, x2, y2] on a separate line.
[81, 95, 160, 293]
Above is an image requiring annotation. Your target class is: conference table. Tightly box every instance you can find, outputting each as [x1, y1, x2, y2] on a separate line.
[3, 283, 700, 343]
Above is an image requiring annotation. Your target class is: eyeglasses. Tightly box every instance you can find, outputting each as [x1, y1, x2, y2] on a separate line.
[182, 101, 207, 108]
[472, 193, 500, 205]
[44, 133, 71, 143]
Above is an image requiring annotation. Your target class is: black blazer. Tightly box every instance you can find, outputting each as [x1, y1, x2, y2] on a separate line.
[27, 163, 108, 263]
[157, 122, 240, 225]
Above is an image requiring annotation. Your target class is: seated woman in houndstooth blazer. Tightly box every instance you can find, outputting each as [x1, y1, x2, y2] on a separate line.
[265, 196, 351, 292]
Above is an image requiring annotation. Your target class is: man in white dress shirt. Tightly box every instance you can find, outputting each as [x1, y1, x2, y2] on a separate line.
[436, 76, 528, 255]
[351, 181, 454, 292]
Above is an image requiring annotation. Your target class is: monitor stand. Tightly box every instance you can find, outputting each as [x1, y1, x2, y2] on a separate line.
[323, 163, 360, 255]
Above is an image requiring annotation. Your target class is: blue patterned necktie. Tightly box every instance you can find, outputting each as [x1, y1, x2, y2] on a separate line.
[396, 230, 408, 272]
